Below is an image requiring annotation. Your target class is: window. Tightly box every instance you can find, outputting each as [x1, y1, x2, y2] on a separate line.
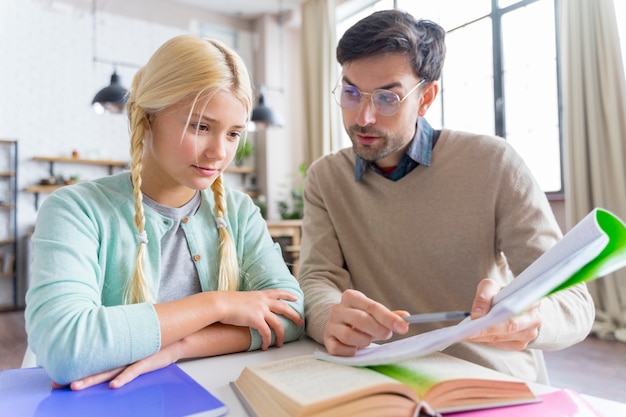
[398, 0, 561, 193]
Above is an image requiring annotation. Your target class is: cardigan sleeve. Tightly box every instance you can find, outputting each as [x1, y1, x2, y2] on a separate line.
[228, 192, 305, 350]
[25, 186, 161, 385]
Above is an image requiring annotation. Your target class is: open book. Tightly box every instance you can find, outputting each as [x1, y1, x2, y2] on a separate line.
[316, 207, 626, 366]
[231, 352, 538, 417]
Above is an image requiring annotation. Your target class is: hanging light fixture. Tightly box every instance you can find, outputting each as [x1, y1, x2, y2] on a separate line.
[90, 0, 129, 115]
[251, 88, 284, 128]
[92, 68, 128, 114]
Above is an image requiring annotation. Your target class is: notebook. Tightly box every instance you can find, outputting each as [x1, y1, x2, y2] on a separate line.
[0, 364, 227, 417]
[446, 389, 602, 416]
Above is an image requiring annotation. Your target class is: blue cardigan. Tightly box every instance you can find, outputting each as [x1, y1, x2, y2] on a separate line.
[25, 171, 304, 384]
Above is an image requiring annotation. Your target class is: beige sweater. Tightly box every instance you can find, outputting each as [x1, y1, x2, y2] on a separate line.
[298, 129, 594, 381]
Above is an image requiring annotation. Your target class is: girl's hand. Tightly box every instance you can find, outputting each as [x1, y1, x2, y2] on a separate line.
[51, 366, 125, 391]
[217, 289, 304, 350]
[51, 342, 183, 391]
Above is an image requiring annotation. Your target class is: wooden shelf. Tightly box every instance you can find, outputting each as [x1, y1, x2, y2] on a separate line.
[24, 184, 63, 194]
[225, 165, 254, 175]
[32, 156, 128, 168]
[26, 156, 129, 209]
[26, 158, 254, 209]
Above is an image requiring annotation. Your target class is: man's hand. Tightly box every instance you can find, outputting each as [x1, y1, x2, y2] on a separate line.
[466, 278, 542, 350]
[323, 289, 409, 356]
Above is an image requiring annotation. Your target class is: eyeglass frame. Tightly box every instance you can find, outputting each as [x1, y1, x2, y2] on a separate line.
[332, 78, 427, 116]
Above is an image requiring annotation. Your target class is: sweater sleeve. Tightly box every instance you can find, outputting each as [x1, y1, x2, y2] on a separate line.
[297, 160, 346, 344]
[493, 143, 595, 350]
[25, 188, 161, 385]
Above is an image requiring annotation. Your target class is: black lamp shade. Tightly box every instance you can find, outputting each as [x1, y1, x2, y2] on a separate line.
[251, 92, 283, 127]
[92, 70, 128, 114]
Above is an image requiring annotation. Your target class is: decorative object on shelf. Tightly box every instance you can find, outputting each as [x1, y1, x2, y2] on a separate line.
[277, 163, 307, 220]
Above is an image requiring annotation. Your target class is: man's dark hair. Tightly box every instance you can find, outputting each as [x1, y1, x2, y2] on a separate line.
[337, 10, 446, 82]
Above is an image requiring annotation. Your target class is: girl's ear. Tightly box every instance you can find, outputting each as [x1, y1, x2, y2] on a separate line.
[418, 82, 439, 117]
[143, 114, 152, 131]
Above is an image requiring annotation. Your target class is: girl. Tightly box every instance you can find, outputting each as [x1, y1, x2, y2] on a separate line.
[25, 35, 304, 390]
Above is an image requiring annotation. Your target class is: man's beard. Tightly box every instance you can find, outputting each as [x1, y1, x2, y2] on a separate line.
[348, 125, 398, 162]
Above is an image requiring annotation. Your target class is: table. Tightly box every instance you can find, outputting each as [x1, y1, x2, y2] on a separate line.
[178, 337, 626, 416]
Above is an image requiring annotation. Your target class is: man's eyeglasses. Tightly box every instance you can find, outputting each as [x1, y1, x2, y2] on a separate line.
[332, 79, 427, 116]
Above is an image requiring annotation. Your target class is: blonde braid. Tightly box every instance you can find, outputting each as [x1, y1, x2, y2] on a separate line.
[211, 176, 239, 291]
[124, 98, 153, 304]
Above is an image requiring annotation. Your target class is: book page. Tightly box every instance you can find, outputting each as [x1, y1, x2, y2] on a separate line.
[368, 352, 534, 411]
[315, 309, 510, 366]
[238, 355, 417, 408]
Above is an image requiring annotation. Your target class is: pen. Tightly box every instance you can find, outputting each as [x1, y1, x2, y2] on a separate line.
[402, 310, 470, 324]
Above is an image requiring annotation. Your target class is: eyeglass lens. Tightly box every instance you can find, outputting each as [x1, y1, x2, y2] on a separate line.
[337, 86, 401, 116]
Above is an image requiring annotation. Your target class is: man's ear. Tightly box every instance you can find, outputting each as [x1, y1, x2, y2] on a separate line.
[418, 82, 439, 117]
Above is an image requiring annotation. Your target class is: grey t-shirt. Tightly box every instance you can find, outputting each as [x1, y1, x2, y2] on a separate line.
[142, 192, 202, 302]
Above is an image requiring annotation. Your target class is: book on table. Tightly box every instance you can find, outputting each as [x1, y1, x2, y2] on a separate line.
[0, 363, 227, 417]
[231, 351, 538, 417]
[449, 388, 603, 417]
[316, 207, 626, 367]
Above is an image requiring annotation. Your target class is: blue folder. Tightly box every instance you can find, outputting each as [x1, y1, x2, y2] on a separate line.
[0, 364, 227, 417]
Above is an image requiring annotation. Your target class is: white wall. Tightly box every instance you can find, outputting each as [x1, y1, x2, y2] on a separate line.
[0, 0, 301, 306]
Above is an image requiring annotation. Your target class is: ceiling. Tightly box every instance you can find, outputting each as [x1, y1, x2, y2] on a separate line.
[170, 0, 306, 18]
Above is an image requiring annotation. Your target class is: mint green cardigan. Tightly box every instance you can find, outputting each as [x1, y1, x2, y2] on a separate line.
[25, 172, 304, 384]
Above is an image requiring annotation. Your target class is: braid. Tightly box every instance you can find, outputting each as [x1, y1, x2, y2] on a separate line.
[211, 176, 239, 291]
[124, 98, 153, 304]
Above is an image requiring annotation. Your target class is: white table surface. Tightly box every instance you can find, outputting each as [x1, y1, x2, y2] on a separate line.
[178, 337, 626, 417]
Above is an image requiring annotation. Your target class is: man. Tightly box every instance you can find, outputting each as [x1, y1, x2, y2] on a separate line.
[298, 10, 594, 381]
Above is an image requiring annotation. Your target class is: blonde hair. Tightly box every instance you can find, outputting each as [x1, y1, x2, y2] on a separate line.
[124, 35, 253, 304]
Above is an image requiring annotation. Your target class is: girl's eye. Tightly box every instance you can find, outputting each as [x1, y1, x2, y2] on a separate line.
[191, 123, 209, 132]
[228, 131, 242, 141]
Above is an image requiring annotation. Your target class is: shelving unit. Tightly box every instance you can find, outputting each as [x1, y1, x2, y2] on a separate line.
[0, 139, 18, 310]
[24, 156, 129, 209]
[24, 157, 257, 209]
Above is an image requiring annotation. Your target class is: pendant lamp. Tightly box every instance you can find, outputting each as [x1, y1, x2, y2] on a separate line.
[251, 90, 284, 128]
[92, 69, 128, 114]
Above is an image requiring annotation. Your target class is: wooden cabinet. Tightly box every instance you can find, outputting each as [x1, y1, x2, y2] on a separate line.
[0, 139, 18, 310]
[266, 220, 302, 276]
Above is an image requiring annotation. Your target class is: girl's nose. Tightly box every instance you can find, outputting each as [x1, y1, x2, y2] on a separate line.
[203, 135, 228, 161]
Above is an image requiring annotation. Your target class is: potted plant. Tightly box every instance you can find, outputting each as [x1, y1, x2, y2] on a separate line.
[234, 140, 253, 166]
[277, 163, 307, 220]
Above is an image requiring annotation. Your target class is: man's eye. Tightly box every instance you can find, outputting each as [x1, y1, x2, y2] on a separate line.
[375, 91, 397, 104]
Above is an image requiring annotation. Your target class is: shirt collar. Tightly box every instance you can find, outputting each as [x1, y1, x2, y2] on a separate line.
[354, 118, 435, 181]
